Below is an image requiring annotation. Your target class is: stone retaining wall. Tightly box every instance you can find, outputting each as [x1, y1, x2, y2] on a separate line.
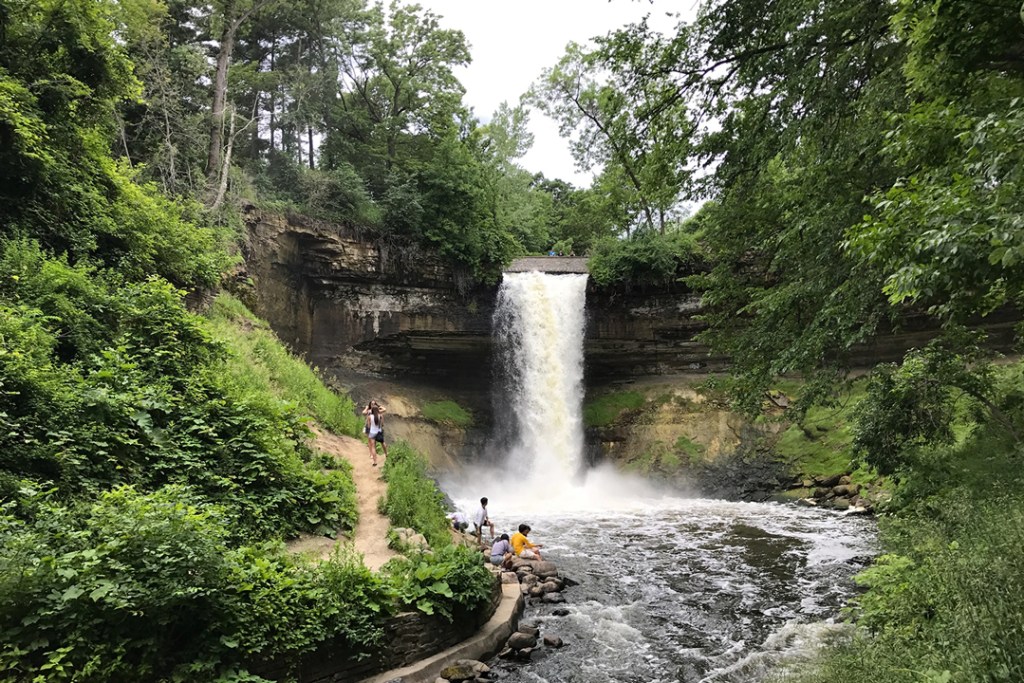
[251, 576, 503, 683]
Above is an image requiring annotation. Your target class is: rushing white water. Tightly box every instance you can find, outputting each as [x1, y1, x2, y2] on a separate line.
[438, 267, 878, 683]
[447, 498, 877, 683]
[492, 271, 589, 486]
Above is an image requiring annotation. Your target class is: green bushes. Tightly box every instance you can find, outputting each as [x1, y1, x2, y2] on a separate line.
[384, 545, 494, 620]
[0, 487, 390, 681]
[792, 361, 1024, 683]
[379, 442, 453, 549]
[587, 229, 701, 289]
[793, 494, 1024, 683]
[0, 239, 357, 541]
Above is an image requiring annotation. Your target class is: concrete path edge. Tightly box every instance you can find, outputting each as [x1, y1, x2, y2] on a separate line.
[361, 582, 524, 683]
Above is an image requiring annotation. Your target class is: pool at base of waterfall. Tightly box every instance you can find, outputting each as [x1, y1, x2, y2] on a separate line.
[480, 498, 876, 683]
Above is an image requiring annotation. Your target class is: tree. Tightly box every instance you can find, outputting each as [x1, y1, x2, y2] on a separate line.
[529, 28, 693, 235]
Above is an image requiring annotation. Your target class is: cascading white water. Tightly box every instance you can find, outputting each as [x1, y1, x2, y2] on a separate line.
[493, 271, 588, 484]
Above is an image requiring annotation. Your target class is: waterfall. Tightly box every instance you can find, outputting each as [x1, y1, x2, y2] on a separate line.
[492, 271, 588, 484]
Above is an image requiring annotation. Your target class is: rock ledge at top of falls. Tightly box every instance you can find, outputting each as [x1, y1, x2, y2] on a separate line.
[505, 257, 588, 274]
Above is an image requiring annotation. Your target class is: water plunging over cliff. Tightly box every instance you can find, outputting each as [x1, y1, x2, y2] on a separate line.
[492, 272, 589, 484]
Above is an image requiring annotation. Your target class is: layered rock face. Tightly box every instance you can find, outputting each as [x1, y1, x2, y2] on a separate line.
[239, 208, 496, 387]
[239, 209, 1019, 390]
[238, 210, 730, 390]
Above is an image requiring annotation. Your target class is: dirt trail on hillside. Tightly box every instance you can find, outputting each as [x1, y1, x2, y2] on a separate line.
[287, 428, 398, 571]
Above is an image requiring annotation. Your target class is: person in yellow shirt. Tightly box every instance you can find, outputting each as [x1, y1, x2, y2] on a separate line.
[510, 523, 543, 560]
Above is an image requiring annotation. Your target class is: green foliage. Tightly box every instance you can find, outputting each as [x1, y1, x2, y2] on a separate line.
[420, 399, 473, 428]
[772, 382, 868, 479]
[794, 496, 1024, 683]
[588, 229, 701, 289]
[383, 545, 493, 621]
[0, 240, 357, 541]
[379, 442, 451, 549]
[0, 487, 390, 681]
[852, 332, 1010, 477]
[583, 390, 645, 428]
[0, 0, 230, 287]
[206, 293, 364, 437]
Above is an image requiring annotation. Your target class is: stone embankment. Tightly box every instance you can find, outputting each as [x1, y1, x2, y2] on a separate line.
[783, 473, 889, 512]
[369, 554, 573, 683]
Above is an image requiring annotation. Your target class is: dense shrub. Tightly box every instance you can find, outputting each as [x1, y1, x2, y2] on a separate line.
[0, 487, 391, 682]
[0, 240, 357, 540]
[383, 545, 494, 621]
[379, 442, 453, 549]
[587, 228, 702, 289]
[792, 362, 1024, 683]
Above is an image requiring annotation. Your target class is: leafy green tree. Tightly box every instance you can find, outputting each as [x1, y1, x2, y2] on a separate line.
[847, 1, 1024, 321]
[529, 34, 692, 235]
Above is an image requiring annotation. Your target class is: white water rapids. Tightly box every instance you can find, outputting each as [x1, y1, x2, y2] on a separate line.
[442, 270, 877, 682]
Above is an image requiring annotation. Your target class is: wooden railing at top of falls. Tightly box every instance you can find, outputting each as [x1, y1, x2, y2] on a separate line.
[504, 256, 589, 274]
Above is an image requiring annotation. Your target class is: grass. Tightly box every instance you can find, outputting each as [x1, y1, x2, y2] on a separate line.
[379, 442, 452, 549]
[206, 293, 364, 437]
[583, 390, 646, 427]
[420, 400, 474, 428]
[772, 380, 871, 482]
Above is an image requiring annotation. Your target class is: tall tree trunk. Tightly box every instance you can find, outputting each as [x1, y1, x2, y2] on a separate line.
[269, 38, 276, 151]
[211, 107, 236, 212]
[307, 126, 314, 168]
[207, 7, 237, 185]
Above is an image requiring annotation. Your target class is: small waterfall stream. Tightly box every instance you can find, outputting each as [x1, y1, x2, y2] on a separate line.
[444, 269, 877, 682]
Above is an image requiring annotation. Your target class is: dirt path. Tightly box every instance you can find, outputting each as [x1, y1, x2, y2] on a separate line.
[287, 427, 398, 571]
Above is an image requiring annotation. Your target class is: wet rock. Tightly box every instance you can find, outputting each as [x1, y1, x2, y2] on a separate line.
[531, 561, 559, 578]
[507, 631, 538, 649]
[552, 608, 570, 616]
[561, 575, 579, 587]
[815, 473, 842, 488]
[519, 584, 530, 595]
[514, 647, 534, 661]
[542, 592, 566, 604]
[456, 659, 490, 676]
[520, 573, 539, 587]
[528, 585, 545, 597]
[796, 497, 817, 507]
[832, 497, 851, 510]
[813, 487, 831, 498]
[439, 663, 476, 681]
[540, 580, 561, 593]
[518, 624, 540, 636]
[498, 647, 514, 659]
[500, 571, 519, 584]
[543, 635, 564, 648]
[832, 483, 859, 497]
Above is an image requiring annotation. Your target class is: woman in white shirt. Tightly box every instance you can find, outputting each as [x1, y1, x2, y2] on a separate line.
[362, 400, 388, 466]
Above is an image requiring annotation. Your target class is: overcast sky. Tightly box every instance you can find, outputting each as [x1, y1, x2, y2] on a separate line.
[416, 1, 698, 187]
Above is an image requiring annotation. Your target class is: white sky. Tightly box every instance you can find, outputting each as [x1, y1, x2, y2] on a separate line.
[416, 0, 698, 187]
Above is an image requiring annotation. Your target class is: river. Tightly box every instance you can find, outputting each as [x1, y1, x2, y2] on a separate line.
[448, 490, 876, 683]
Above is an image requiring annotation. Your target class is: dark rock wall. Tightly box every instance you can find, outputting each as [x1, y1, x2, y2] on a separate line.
[238, 209, 1018, 399]
[239, 208, 496, 388]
